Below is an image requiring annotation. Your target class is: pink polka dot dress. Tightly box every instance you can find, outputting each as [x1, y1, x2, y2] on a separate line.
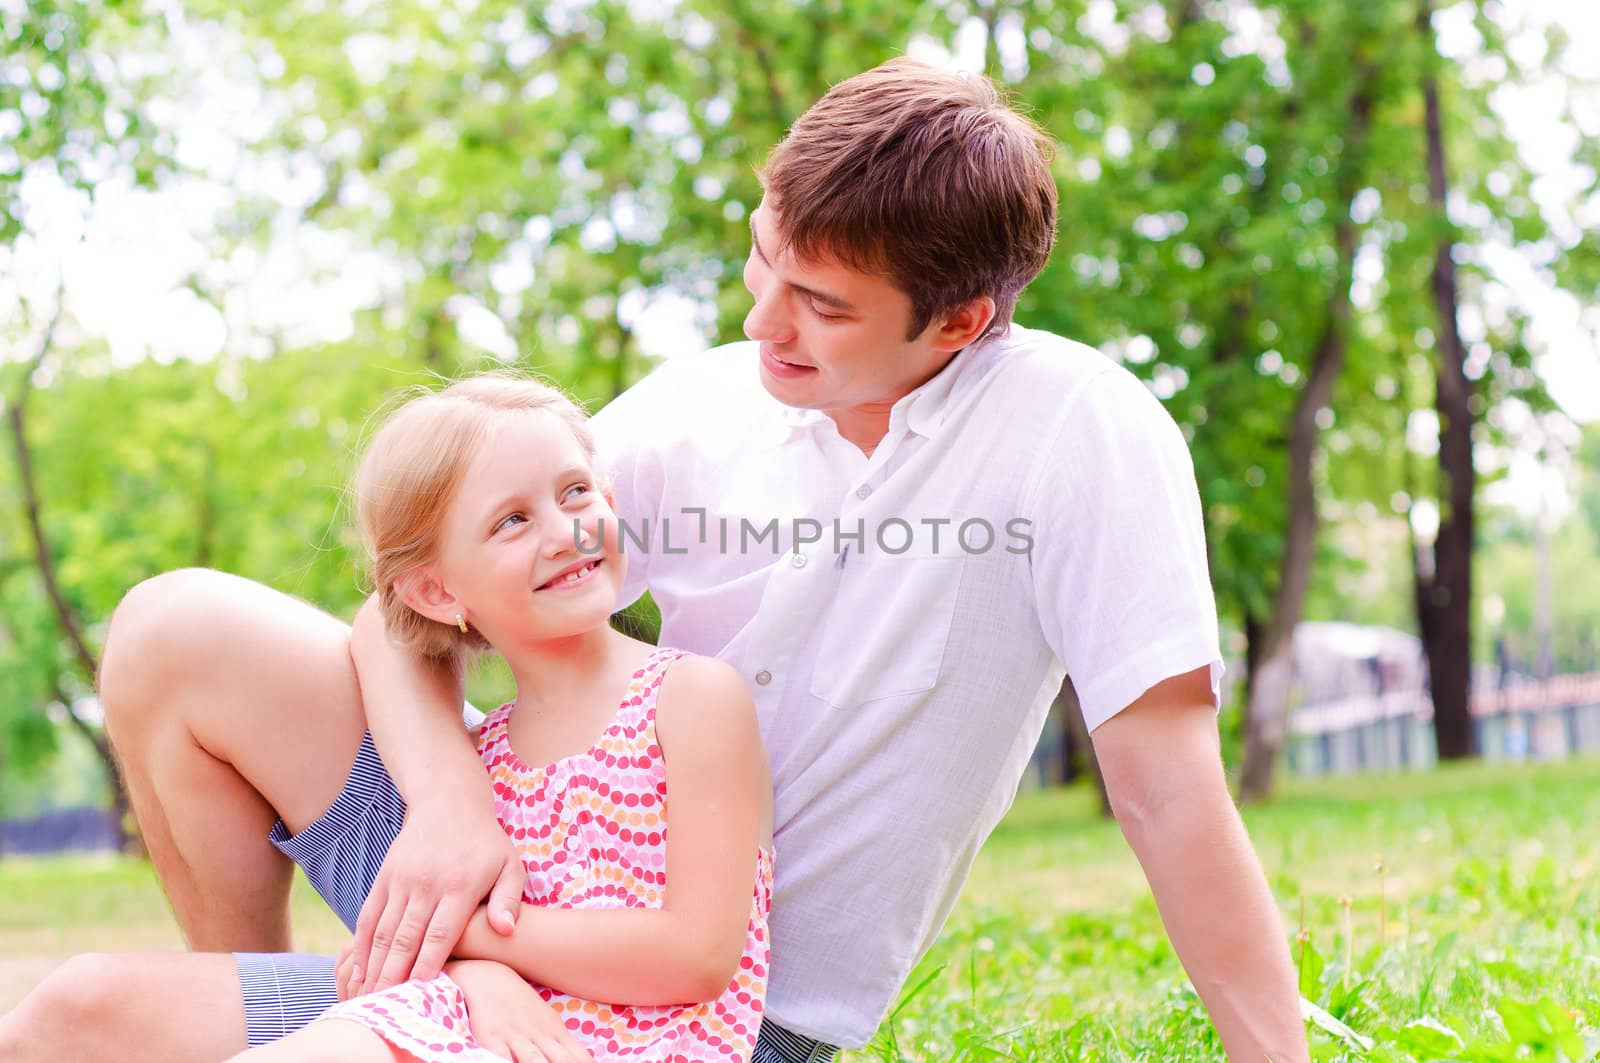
[319, 647, 774, 1062]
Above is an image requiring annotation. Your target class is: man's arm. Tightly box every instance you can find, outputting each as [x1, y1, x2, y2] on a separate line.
[347, 594, 524, 994]
[1092, 665, 1309, 1063]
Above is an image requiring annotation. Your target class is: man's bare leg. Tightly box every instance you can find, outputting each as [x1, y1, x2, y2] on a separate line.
[225, 1019, 406, 1063]
[0, 953, 248, 1063]
[100, 568, 370, 951]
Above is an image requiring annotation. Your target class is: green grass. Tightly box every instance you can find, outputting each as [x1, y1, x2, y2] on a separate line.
[3, 758, 1598, 1060]
[870, 757, 1600, 1061]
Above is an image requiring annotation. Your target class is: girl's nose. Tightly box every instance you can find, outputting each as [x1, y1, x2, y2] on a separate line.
[539, 511, 580, 556]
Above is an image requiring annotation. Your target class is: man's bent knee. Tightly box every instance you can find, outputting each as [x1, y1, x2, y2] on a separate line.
[100, 568, 231, 733]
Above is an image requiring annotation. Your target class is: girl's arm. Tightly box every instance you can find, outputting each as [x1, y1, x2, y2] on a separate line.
[454, 655, 772, 1006]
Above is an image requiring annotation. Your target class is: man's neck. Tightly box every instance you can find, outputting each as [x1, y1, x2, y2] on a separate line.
[830, 400, 904, 457]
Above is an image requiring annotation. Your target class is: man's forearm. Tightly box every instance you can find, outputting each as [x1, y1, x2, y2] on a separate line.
[350, 595, 485, 807]
[1118, 780, 1307, 1062]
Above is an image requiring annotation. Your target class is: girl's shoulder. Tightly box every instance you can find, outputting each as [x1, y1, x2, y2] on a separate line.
[648, 650, 759, 747]
[650, 648, 746, 694]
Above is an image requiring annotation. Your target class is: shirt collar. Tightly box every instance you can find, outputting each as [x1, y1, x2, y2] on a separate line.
[894, 346, 966, 440]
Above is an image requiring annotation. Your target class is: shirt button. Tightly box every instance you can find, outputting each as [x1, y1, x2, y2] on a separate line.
[755, 670, 772, 686]
[856, 484, 872, 499]
[791, 553, 808, 569]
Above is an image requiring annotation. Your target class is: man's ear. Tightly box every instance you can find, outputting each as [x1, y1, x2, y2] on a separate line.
[933, 295, 997, 352]
[394, 566, 461, 627]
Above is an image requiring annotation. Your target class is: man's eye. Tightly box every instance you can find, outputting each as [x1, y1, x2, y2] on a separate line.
[809, 301, 845, 321]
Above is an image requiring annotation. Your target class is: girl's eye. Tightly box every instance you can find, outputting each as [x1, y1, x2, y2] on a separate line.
[564, 483, 592, 502]
[493, 512, 526, 534]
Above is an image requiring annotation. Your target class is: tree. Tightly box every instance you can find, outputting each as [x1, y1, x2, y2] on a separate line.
[1413, 0, 1477, 759]
[1, 0, 170, 841]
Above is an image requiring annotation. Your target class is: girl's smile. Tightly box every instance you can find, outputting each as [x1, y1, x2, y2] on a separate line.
[536, 558, 603, 592]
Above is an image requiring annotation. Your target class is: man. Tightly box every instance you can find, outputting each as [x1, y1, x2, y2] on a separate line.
[0, 59, 1307, 1061]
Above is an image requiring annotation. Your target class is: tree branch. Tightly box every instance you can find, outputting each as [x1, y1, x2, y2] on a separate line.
[5, 287, 101, 682]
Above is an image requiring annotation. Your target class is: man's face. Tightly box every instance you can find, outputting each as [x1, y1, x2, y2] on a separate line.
[741, 200, 959, 415]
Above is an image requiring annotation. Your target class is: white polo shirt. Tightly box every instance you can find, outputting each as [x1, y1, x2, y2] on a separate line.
[587, 324, 1223, 1048]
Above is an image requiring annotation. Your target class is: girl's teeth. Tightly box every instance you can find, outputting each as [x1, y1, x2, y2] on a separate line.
[555, 562, 595, 586]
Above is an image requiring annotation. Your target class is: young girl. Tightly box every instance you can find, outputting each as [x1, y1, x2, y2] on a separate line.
[234, 373, 775, 1063]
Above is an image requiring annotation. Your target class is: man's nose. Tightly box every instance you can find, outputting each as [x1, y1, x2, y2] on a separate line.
[743, 290, 795, 343]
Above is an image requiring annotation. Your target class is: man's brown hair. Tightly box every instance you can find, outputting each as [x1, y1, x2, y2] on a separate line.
[760, 57, 1058, 341]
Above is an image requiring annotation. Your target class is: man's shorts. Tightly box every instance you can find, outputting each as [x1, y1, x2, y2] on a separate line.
[236, 731, 838, 1062]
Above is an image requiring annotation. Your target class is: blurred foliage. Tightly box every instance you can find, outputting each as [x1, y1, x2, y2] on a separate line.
[0, 0, 171, 239]
[1, 0, 1597, 809]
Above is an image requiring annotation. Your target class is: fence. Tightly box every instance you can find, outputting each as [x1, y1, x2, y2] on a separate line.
[0, 807, 122, 856]
[1287, 673, 1600, 777]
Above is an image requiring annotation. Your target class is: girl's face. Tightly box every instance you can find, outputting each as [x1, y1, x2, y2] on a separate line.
[428, 410, 626, 648]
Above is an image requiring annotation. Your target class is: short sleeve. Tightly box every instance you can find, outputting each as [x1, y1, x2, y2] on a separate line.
[588, 367, 671, 613]
[1024, 367, 1224, 732]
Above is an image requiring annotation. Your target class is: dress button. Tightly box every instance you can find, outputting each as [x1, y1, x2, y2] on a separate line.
[755, 670, 772, 686]
[856, 484, 872, 499]
[791, 553, 808, 569]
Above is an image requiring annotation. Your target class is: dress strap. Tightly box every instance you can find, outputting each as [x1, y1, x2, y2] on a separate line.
[615, 646, 689, 738]
[641, 645, 689, 681]
[474, 701, 515, 753]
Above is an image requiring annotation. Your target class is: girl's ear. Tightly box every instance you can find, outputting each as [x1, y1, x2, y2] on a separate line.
[394, 566, 461, 627]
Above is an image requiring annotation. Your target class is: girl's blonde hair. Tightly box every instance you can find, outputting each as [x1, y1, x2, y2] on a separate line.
[353, 371, 597, 662]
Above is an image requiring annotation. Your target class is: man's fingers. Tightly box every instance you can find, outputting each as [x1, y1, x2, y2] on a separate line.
[334, 946, 355, 1002]
[488, 855, 525, 934]
[361, 894, 417, 995]
[347, 953, 369, 1000]
[371, 897, 433, 992]
[349, 876, 389, 982]
[410, 892, 476, 983]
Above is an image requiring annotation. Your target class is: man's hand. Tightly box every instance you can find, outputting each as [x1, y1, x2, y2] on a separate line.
[351, 804, 525, 995]
[445, 960, 596, 1063]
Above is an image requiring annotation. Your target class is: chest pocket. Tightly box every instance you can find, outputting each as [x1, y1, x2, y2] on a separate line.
[808, 544, 966, 708]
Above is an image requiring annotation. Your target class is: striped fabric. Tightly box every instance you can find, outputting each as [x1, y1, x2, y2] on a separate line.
[234, 953, 341, 1045]
[237, 730, 403, 1046]
[268, 730, 406, 931]
[751, 1020, 840, 1062]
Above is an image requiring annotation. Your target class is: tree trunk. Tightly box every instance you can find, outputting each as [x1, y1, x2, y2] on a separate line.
[1239, 624, 1296, 802]
[1059, 674, 1111, 818]
[1057, 695, 1080, 785]
[5, 295, 136, 852]
[1415, 0, 1478, 760]
[53, 681, 136, 854]
[1236, 66, 1375, 802]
